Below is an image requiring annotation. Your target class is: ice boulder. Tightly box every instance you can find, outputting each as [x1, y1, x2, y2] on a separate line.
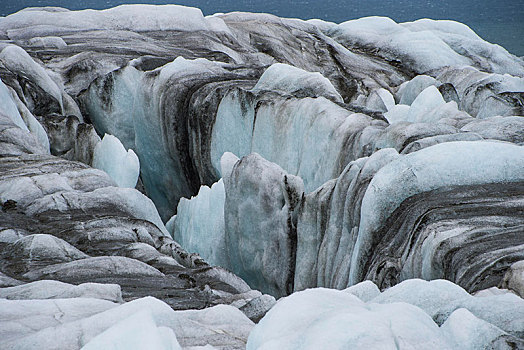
[0, 78, 28, 131]
[252, 63, 343, 103]
[224, 153, 304, 297]
[397, 75, 440, 105]
[92, 134, 140, 188]
[81, 310, 182, 350]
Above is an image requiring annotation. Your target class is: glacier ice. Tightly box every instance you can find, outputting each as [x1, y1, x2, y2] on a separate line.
[248, 283, 523, 349]
[0, 45, 64, 114]
[224, 153, 304, 297]
[397, 75, 440, 105]
[0, 78, 28, 131]
[170, 179, 227, 268]
[251, 63, 343, 103]
[0, 280, 123, 302]
[349, 141, 524, 285]
[92, 133, 140, 188]
[0, 5, 524, 348]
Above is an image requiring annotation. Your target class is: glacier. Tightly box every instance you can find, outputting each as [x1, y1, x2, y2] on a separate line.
[0, 4, 523, 349]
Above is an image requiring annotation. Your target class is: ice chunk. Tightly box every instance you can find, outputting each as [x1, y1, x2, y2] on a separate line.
[171, 179, 227, 267]
[371, 279, 524, 337]
[0, 78, 28, 131]
[397, 75, 440, 105]
[219, 152, 240, 179]
[342, 280, 381, 302]
[384, 104, 410, 124]
[440, 308, 513, 350]
[363, 88, 395, 112]
[252, 63, 343, 103]
[92, 134, 140, 188]
[0, 45, 63, 113]
[501, 261, 524, 298]
[224, 153, 304, 297]
[405, 85, 446, 122]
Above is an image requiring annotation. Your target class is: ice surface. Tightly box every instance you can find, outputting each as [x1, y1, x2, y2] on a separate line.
[247, 288, 451, 349]
[0, 5, 229, 38]
[92, 134, 140, 188]
[81, 310, 182, 350]
[331, 17, 470, 73]
[212, 89, 375, 192]
[27, 36, 67, 49]
[0, 280, 123, 303]
[350, 141, 524, 285]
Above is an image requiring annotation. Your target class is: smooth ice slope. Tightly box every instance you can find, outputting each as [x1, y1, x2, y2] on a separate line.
[92, 134, 140, 188]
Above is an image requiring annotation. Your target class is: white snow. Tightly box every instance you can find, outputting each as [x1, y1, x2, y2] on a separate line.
[92, 134, 140, 189]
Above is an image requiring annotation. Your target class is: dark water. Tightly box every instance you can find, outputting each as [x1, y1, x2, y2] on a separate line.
[1, 0, 523, 56]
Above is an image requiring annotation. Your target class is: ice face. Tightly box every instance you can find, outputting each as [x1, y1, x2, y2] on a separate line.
[92, 134, 140, 189]
[224, 153, 304, 297]
[170, 179, 227, 268]
[350, 141, 524, 285]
